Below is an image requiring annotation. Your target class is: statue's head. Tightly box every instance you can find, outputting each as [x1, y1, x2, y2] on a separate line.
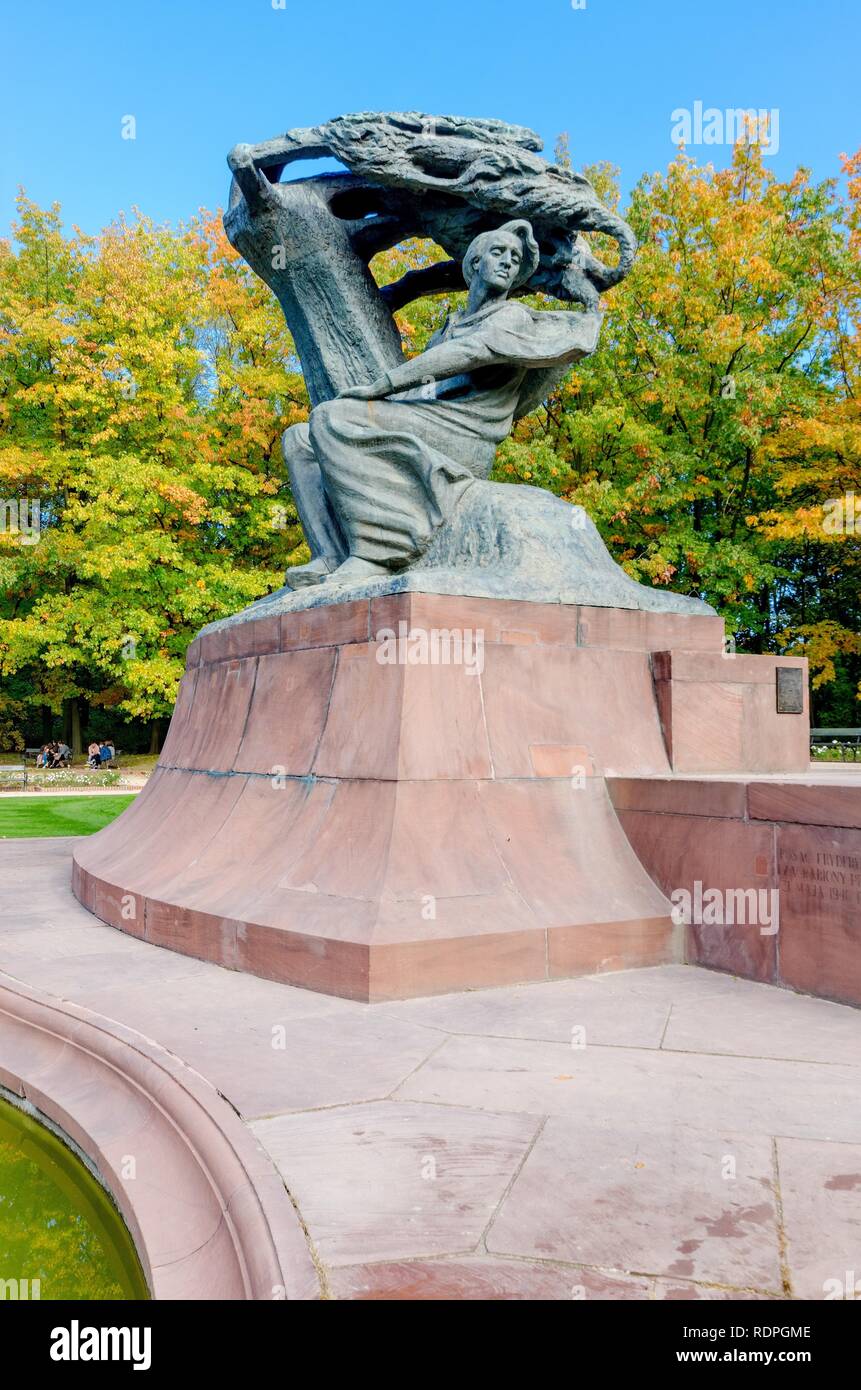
[462, 220, 540, 295]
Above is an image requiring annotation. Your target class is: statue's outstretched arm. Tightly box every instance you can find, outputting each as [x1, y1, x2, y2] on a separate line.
[337, 337, 498, 400]
[378, 336, 499, 394]
[338, 307, 602, 401]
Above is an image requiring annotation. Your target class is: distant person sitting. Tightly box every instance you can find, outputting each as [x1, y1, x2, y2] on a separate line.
[98, 741, 114, 766]
[37, 744, 51, 767]
[87, 741, 101, 768]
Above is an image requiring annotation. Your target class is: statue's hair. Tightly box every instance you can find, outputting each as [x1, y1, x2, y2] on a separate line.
[462, 219, 540, 290]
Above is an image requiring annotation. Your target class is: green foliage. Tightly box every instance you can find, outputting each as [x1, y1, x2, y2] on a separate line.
[0, 200, 307, 740]
[1, 138, 859, 742]
[492, 141, 861, 718]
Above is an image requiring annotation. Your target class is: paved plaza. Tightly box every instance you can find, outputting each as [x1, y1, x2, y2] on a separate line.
[2, 838, 859, 1300]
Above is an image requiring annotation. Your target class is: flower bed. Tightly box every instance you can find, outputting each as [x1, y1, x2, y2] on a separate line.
[2, 770, 122, 790]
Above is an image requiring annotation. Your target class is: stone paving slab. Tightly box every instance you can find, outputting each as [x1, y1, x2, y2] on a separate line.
[326, 1258, 776, 1300]
[376, 972, 673, 1047]
[486, 1119, 782, 1292]
[137, 1006, 443, 1120]
[662, 983, 861, 1067]
[394, 1035, 861, 1142]
[327, 1257, 653, 1300]
[1, 838, 860, 1300]
[776, 1138, 861, 1300]
[253, 1100, 541, 1267]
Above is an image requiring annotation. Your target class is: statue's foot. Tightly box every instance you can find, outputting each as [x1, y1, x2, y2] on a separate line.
[284, 556, 339, 590]
[325, 556, 391, 585]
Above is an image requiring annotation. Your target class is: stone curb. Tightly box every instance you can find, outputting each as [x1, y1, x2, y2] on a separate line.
[0, 971, 321, 1301]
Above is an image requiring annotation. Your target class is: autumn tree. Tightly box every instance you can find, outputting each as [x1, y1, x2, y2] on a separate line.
[2, 136, 859, 750]
[499, 138, 860, 719]
[0, 199, 307, 751]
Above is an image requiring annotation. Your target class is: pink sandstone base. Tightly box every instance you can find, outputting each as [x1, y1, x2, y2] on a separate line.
[72, 594, 812, 1001]
[611, 771, 861, 1009]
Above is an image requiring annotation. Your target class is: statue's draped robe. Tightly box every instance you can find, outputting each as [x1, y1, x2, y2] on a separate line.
[305, 300, 600, 568]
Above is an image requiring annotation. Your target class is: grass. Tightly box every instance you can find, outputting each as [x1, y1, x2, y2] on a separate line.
[0, 794, 137, 839]
[117, 754, 159, 773]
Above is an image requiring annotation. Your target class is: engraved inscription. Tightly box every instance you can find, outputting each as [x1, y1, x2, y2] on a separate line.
[776, 666, 804, 714]
[778, 845, 861, 908]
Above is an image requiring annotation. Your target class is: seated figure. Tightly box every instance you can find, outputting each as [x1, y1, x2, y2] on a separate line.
[283, 219, 601, 590]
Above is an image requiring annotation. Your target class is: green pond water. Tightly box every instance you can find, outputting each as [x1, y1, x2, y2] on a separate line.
[0, 1095, 149, 1300]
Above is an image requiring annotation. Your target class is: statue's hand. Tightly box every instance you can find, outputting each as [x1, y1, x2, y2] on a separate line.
[337, 376, 391, 401]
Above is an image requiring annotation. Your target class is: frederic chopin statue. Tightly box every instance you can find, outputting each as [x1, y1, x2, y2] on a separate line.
[221, 113, 711, 618]
[284, 219, 600, 589]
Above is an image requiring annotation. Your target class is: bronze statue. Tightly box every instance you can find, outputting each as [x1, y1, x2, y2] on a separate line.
[223, 113, 711, 617]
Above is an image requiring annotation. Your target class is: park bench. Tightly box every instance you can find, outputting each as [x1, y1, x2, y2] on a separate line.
[0, 763, 28, 788]
[810, 728, 861, 760]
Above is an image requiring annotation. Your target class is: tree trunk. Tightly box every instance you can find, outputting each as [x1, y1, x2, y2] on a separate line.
[224, 174, 404, 406]
[149, 720, 162, 755]
[63, 696, 83, 756]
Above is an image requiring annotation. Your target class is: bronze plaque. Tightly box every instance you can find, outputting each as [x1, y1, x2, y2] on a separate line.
[776, 666, 804, 714]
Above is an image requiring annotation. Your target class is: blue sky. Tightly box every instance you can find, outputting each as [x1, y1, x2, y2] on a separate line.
[1, 0, 859, 239]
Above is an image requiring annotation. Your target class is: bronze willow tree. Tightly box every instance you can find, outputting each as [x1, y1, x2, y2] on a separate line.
[224, 111, 637, 411]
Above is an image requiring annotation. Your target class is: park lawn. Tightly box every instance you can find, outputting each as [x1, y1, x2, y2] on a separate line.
[0, 794, 137, 839]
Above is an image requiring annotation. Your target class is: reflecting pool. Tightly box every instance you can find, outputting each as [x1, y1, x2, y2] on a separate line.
[0, 1095, 148, 1300]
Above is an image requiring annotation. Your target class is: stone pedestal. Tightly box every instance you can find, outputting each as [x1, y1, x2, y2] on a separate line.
[611, 771, 861, 1009]
[72, 594, 811, 1001]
